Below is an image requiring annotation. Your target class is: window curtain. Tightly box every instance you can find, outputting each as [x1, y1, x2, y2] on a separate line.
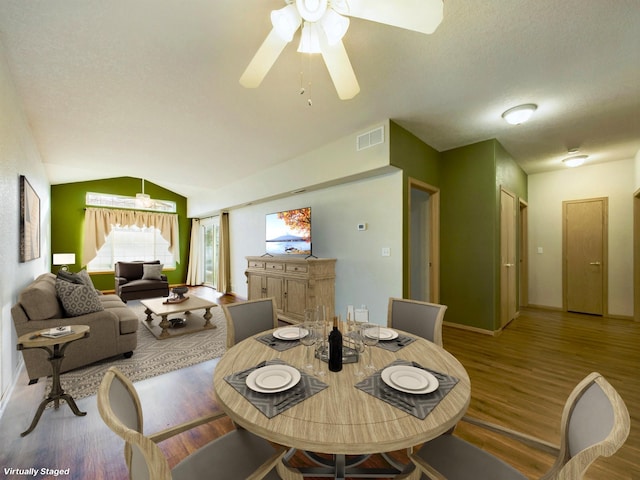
[186, 218, 204, 285]
[217, 212, 231, 294]
[83, 207, 180, 265]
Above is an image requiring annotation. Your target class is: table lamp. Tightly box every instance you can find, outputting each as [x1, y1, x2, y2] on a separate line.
[53, 253, 76, 271]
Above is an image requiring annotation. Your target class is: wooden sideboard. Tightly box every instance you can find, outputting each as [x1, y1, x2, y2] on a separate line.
[245, 256, 336, 324]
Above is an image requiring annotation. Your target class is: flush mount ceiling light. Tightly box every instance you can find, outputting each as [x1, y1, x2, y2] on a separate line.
[240, 0, 444, 100]
[562, 154, 588, 167]
[501, 104, 538, 125]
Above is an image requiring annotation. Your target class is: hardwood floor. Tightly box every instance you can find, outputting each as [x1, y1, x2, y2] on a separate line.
[1, 288, 637, 479]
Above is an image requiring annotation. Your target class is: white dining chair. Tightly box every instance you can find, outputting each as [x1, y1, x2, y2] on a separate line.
[387, 298, 447, 346]
[97, 366, 286, 480]
[222, 297, 279, 348]
[407, 372, 630, 480]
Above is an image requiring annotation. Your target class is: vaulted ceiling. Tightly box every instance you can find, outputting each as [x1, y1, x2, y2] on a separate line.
[0, 1, 638, 202]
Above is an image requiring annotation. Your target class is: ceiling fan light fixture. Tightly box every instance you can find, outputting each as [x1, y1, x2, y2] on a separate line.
[298, 22, 322, 53]
[502, 104, 537, 125]
[562, 154, 588, 167]
[320, 9, 350, 44]
[271, 5, 302, 42]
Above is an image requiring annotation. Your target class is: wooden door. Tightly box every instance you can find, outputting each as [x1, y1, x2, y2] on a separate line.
[500, 189, 517, 328]
[284, 278, 307, 321]
[266, 276, 284, 311]
[247, 273, 265, 300]
[563, 198, 608, 315]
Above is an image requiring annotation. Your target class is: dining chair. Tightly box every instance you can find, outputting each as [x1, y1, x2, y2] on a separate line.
[222, 297, 279, 348]
[387, 298, 447, 346]
[97, 366, 286, 480]
[407, 372, 630, 480]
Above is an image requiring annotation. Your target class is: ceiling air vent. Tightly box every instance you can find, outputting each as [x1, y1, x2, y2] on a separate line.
[356, 126, 384, 151]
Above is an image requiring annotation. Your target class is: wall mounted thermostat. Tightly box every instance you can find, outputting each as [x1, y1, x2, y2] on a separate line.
[357, 223, 367, 231]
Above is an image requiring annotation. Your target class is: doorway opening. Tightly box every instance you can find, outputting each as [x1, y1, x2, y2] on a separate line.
[408, 178, 440, 302]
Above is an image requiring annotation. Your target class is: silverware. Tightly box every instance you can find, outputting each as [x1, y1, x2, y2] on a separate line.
[382, 389, 415, 409]
[275, 390, 303, 410]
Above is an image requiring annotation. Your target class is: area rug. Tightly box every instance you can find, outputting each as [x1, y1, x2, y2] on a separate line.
[45, 301, 227, 405]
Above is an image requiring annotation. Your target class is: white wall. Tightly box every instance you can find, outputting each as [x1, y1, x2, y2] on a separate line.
[228, 171, 403, 325]
[0, 41, 50, 413]
[528, 158, 634, 316]
[188, 121, 391, 217]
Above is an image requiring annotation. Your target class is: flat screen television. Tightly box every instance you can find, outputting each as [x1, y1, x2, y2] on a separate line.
[265, 207, 311, 256]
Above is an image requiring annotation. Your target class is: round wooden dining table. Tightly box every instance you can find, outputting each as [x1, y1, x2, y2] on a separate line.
[213, 327, 470, 479]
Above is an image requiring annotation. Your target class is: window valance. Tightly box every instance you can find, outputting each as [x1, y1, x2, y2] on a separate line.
[83, 207, 179, 266]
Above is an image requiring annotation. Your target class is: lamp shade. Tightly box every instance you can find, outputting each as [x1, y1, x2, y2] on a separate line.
[502, 104, 537, 125]
[53, 253, 76, 265]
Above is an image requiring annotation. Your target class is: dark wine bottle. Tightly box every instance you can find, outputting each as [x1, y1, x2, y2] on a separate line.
[328, 316, 343, 372]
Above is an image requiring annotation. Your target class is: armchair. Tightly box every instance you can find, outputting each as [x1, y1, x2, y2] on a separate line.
[115, 260, 169, 302]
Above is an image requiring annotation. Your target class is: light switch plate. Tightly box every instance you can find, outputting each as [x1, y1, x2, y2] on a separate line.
[381, 247, 391, 257]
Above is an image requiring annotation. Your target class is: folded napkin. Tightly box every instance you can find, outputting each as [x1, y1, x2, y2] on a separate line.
[225, 359, 328, 418]
[355, 359, 459, 419]
[376, 334, 416, 352]
[255, 333, 301, 351]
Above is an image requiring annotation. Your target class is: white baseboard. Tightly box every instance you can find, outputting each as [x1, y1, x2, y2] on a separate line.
[0, 358, 24, 423]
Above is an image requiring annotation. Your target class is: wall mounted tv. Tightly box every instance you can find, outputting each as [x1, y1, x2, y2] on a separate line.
[265, 207, 311, 256]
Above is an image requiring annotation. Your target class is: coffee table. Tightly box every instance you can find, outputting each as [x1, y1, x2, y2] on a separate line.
[140, 295, 217, 339]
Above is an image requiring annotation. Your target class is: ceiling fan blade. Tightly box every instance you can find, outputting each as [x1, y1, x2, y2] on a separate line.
[240, 28, 290, 88]
[318, 36, 360, 100]
[345, 0, 443, 34]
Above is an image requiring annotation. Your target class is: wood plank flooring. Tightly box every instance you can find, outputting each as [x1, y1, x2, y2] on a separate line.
[1, 287, 637, 479]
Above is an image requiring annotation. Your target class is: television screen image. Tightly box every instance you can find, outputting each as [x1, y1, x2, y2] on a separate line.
[265, 207, 311, 255]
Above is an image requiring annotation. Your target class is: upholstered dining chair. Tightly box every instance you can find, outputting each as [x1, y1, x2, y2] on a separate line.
[387, 298, 447, 347]
[97, 366, 286, 480]
[222, 297, 279, 348]
[406, 372, 630, 480]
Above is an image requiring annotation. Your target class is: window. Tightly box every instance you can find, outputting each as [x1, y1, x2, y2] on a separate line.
[202, 217, 220, 288]
[87, 224, 176, 272]
[86, 192, 176, 213]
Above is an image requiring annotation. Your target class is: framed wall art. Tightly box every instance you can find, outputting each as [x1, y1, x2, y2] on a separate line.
[20, 175, 40, 262]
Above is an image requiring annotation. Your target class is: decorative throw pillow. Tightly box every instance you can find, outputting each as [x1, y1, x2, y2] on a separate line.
[55, 277, 104, 317]
[76, 269, 95, 289]
[56, 270, 84, 285]
[142, 263, 164, 280]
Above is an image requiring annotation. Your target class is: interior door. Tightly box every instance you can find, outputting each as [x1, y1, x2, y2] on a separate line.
[500, 188, 517, 328]
[563, 198, 608, 315]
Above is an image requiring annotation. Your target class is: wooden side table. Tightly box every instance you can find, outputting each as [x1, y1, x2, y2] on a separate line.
[17, 325, 90, 436]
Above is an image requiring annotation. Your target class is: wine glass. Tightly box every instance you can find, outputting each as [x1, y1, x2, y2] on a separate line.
[312, 322, 327, 377]
[362, 323, 380, 372]
[298, 322, 316, 372]
[353, 325, 367, 377]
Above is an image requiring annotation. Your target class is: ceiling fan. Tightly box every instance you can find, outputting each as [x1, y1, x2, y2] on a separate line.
[240, 0, 444, 100]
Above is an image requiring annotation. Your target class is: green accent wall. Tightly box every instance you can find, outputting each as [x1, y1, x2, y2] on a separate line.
[389, 121, 441, 298]
[388, 123, 528, 332]
[51, 177, 190, 291]
[440, 139, 527, 331]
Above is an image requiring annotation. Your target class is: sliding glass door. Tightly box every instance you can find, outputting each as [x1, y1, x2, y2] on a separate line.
[202, 216, 219, 289]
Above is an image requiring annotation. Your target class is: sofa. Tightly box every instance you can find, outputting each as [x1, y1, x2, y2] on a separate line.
[12, 272, 139, 382]
[115, 260, 169, 302]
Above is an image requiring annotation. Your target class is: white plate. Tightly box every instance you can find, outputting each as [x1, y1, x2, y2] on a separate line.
[376, 328, 399, 341]
[246, 365, 301, 393]
[381, 366, 439, 394]
[273, 327, 306, 340]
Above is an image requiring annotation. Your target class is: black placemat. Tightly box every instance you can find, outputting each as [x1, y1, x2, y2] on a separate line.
[255, 333, 301, 351]
[376, 334, 416, 352]
[225, 359, 328, 418]
[354, 359, 459, 419]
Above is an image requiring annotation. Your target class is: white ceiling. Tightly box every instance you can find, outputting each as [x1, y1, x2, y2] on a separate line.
[0, 0, 639, 202]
